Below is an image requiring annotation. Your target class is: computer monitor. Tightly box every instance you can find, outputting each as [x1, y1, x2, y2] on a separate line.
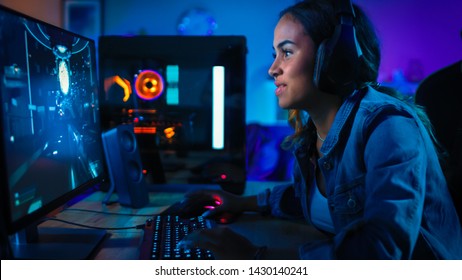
[0, 5, 107, 259]
[98, 35, 247, 194]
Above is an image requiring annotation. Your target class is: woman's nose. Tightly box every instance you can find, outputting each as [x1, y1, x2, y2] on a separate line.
[268, 61, 280, 78]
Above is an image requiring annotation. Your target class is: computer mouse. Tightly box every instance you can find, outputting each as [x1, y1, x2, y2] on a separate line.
[161, 197, 240, 224]
[162, 197, 220, 219]
[208, 211, 241, 225]
[191, 202, 241, 224]
[184, 199, 219, 218]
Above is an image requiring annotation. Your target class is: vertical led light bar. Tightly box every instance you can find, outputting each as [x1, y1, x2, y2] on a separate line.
[212, 66, 225, 150]
[166, 65, 179, 105]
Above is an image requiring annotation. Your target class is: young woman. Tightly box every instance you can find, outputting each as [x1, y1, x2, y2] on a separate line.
[178, 0, 462, 259]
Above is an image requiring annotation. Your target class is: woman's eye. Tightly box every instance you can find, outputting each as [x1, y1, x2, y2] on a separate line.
[272, 49, 292, 60]
[282, 49, 292, 57]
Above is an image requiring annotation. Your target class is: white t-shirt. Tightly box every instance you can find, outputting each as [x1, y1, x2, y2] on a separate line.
[309, 179, 335, 233]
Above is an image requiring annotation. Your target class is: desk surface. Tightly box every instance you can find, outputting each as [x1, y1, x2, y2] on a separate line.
[40, 181, 326, 260]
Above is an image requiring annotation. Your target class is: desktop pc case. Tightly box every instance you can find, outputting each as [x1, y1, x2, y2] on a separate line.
[98, 35, 247, 195]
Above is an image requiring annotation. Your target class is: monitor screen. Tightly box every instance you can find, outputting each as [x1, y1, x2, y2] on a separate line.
[98, 36, 247, 194]
[0, 5, 107, 258]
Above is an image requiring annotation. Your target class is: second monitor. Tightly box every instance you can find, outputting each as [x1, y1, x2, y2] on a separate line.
[98, 36, 247, 194]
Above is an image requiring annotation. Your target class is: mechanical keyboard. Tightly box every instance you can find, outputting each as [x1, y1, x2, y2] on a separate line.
[139, 215, 215, 260]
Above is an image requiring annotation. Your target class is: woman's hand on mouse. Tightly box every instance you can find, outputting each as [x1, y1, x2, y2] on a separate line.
[183, 189, 246, 218]
[177, 227, 259, 260]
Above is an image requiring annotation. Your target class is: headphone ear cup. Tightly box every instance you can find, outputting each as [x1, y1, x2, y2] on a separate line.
[313, 40, 328, 89]
[313, 0, 363, 96]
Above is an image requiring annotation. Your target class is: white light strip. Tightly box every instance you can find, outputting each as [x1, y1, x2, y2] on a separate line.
[212, 66, 225, 150]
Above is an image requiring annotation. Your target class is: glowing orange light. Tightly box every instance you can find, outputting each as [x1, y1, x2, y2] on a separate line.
[128, 109, 157, 115]
[133, 127, 157, 134]
[135, 70, 164, 100]
[164, 127, 175, 139]
[104, 76, 132, 102]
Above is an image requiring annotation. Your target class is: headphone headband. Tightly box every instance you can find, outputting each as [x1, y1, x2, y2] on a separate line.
[313, 0, 363, 96]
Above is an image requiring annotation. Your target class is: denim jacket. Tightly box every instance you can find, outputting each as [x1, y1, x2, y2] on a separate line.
[266, 87, 462, 259]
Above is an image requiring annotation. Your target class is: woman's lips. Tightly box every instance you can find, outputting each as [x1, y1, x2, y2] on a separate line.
[275, 83, 286, 96]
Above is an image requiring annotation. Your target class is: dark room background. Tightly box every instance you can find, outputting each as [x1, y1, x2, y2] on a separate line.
[2, 0, 460, 125]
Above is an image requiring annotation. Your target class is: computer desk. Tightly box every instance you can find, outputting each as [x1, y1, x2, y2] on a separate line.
[43, 181, 327, 260]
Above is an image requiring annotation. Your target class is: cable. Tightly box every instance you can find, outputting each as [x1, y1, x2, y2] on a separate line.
[42, 217, 145, 230]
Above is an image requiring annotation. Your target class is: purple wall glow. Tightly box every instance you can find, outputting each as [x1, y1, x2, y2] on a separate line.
[356, 0, 462, 83]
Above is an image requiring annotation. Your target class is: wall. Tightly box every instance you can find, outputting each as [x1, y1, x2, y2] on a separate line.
[2, 0, 461, 125]
[356, 0, 462, 89]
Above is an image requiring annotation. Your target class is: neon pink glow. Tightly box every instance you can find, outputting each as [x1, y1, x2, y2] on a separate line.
[212, 195, 223, 206]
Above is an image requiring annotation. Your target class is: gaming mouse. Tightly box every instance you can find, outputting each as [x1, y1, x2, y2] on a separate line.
[161, 198, 240, 224]
[161, 197, 220, 218]
[205, 211, 240, 225]
[180, 198, 219, 218]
